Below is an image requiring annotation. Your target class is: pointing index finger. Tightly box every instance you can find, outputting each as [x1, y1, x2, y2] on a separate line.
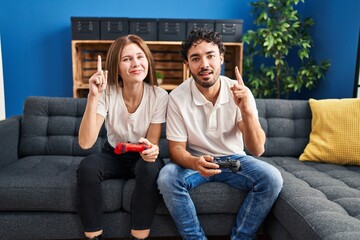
[97, 55, 102, 72]
[235, 66, 245, 86]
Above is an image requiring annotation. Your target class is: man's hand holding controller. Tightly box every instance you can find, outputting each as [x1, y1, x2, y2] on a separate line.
[196, 156, 222, 177]
[197, 156, 241, 177]
[88, 55, 108, 97]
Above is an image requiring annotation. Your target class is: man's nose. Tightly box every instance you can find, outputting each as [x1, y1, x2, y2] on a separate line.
[200, 57, 210, 68]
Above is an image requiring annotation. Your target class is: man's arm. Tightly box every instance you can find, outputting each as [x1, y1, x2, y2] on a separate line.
[168, 140, 221, 177]
[231, 66, 265, 157]
[238, 115, 265, 157]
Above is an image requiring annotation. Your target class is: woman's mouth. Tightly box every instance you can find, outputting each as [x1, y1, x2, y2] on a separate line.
[130, 70, 142, 74]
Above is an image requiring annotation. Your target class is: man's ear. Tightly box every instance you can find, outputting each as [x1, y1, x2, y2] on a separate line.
[220, 54, 224, 64]
[184, 61, 189, 67]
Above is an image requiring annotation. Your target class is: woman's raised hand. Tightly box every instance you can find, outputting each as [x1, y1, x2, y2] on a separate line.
[88, 55, 108, 97]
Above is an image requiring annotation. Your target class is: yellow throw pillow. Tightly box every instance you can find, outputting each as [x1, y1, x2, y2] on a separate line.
[299, 98, 360, 165]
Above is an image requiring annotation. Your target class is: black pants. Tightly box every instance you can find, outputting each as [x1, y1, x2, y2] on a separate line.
[76, 142, 164, 232]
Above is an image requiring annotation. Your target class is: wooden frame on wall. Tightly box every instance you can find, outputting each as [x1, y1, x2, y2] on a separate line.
[354, 29, 360, 98]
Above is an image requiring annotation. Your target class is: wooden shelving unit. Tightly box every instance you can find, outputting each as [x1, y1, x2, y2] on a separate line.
[72, 40, 243, 98]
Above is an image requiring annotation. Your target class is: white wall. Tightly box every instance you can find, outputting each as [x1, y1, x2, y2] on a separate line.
[0, 36, 5, 119]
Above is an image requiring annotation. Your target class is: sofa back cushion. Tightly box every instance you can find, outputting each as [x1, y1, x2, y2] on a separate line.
[19, 97, 311, 158]
[19, 96, 107, 157]
[256, 99, 311, 157]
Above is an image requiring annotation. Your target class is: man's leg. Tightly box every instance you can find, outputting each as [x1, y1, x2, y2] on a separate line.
[157, 162, 209, 240]
[214, 155, 283, 240]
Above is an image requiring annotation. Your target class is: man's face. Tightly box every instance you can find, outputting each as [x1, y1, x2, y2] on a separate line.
[185, 40, 224, 88]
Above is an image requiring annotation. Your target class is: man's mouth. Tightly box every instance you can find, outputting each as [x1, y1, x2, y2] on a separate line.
[199, 69, 213, 76]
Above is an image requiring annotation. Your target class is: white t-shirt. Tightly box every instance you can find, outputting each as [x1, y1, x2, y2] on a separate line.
[166, 76, 258, 157]
[97, 83, 168, 148]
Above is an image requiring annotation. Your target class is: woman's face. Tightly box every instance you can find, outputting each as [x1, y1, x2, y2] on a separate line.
[119, 43, 149, 84]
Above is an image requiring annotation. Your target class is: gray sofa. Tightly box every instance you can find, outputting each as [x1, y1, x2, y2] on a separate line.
[1, 96, 360, 240]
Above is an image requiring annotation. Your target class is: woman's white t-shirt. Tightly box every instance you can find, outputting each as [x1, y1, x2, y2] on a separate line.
[97, 83, 168, 148]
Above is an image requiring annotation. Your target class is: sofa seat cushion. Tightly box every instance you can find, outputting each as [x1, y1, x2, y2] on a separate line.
[0, 156, 124, 212]
[122, 179, 248, 214]
[261, 156, 360, 239]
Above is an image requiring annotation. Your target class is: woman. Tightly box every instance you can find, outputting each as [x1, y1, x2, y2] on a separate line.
[76, 34, 168, 240]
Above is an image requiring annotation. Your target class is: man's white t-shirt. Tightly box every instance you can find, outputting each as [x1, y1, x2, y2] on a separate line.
[166, 76, 258, 157]
[97, 83, 168, 148]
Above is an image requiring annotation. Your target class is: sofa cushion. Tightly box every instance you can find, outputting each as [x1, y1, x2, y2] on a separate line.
[262, 156, 360, 239]
[19, 96, 107, 157]
[122, 179, 248, 215]
[300, 98, 360, 165]
[256, 99, 311, 157]
[0, 156, 123, 212]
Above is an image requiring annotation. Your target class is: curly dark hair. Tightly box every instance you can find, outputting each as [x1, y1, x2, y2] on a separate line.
[180, 29, 226, 62]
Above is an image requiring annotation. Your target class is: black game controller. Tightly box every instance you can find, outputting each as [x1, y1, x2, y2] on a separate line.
[213, 157, 241, 172]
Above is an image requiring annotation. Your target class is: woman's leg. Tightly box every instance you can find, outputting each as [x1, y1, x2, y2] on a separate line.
[130, 157, 164, 239]
[76, 144, 133, 238]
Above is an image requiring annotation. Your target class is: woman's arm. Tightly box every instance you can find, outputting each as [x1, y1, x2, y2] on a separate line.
[78, 95, 105, 149]
[138, 123, 162, 162]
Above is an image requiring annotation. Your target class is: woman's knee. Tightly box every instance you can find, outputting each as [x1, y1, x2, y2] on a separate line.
[136, 159, 162, 180]
[77, 155, 103, 183]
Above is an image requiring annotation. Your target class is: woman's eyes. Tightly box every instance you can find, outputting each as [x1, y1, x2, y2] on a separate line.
[122, 55, 145, 62]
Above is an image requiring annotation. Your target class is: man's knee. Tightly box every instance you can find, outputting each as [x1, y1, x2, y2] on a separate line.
[266, 166, 283, 195]
[157, 163, 178, 193]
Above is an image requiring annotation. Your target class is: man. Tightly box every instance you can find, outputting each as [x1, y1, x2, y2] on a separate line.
[157, 29, 283, 240]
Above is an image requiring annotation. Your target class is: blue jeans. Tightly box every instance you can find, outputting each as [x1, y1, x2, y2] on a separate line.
[157, 155, 283, 240]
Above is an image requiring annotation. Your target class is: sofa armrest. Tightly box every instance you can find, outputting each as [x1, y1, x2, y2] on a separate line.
[0, 115, 21, 168]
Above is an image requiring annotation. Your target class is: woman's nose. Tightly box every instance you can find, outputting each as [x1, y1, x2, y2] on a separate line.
[132, 58, 140, 67]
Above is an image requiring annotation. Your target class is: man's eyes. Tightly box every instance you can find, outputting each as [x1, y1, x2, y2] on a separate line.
[190, 55, 216, 62]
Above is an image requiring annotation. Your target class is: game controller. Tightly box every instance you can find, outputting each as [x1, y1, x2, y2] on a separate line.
[213, 157, 241, 172]
[114, 142, 152, 154]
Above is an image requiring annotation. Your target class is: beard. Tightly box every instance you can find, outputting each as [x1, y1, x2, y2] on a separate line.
[191, 68, 220, 88]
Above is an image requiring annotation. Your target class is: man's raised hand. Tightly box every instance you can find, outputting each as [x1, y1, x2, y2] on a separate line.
[231, 66, 250, 111]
